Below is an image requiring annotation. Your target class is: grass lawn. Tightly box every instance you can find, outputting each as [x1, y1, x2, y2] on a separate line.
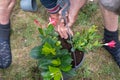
[0, 0, 120, 80]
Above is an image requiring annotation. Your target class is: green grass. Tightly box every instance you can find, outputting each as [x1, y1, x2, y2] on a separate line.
[0, 1, 120, 80]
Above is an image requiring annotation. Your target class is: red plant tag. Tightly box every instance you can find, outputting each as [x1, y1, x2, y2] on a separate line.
[49, 17, 57, 26]
[104, 40, 116, 48]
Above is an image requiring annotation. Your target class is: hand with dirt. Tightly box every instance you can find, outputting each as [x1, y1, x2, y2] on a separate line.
[49, 13, 73, 39]
[0, 0, 16, 24]
[56, 0, 87, 39]
[49, 12, 73, 39]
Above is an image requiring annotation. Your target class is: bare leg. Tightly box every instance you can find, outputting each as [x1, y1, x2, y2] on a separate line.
[0, 0, 16, 69]
[100, 3, 120, 67]
[100, 5, 118, 31]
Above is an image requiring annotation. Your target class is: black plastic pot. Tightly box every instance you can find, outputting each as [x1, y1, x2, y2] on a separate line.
[63, 51, 85, 80]
[58, 36, 85, 80]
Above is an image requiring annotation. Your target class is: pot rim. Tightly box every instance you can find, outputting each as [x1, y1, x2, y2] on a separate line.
[73, 52, 85, 69]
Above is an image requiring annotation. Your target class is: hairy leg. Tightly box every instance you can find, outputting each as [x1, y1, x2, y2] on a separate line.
[100, 5, 118, 31]
[100, 3, 120, 67]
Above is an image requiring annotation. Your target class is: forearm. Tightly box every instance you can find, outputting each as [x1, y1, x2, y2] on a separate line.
[80, 0, 88, 7]
[74, 0, 87, 10]
[69, 0, 87, 16]
[40, 0, 61, 14]
[68, 0, 87, 27]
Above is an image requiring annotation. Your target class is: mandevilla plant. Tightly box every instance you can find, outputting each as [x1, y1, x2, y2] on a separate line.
[30, 23, 102, 80]
[30, 24, 75, 80]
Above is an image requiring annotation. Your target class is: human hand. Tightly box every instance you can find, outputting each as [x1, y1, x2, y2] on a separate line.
[57, 18, 73, 39]
[49, 13, 73, 39]
[56, 0, 87, 39]
[0, 0, 16, 24]
[49, 14, 73, 39]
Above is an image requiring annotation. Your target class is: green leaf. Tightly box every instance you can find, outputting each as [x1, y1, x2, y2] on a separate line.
[30, 46, 42, 59]
[46, 24, 54, 35]
[88, 25, 97, 33]
[61, 55, 73, 64]
[64, 69, 77, 77]
[93, 40, 99, 46]
[41, 71, 52, 80]
[60, 65, 72, 72]
[60, 49, 69, 55]
[48, 24, 54, 31]
[60, 55, 72, 72]
[49, 66, 62, 80]
[54, 76, 61, 80]
[56, 41, 61, 46]
[42, 42, 56, 55]
[38, 28, 44, 35]
[51, 58, 61, 66]
[39, 59, 52, 70]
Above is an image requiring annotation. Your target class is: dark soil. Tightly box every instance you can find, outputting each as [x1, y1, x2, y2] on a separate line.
[58, 36, 84, 68]
[30, 66, 42, 80]
[71, 50, 84, 68]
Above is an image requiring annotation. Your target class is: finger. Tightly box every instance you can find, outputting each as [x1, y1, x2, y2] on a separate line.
[58, 22, 68, 39]
[60, 20, 69, 39]
[58, 9, 62, 15]
[68, 28, 73, 36]
[61, 27, 68, 39]
[8, 0, 16, 9]
[0, 0, 10, 8]
[63, 31, 68, 39]
[60, 18, 64, 23]
[57, 25, 64, 38]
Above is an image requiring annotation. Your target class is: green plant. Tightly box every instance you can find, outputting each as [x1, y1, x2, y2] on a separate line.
[30, 24, 75, 80]
[72, 25, 102, 53]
